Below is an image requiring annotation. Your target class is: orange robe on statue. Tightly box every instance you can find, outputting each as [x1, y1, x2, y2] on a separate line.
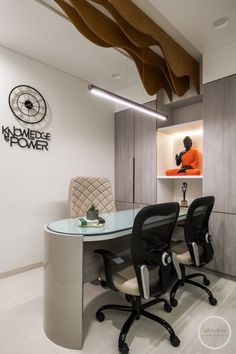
[166, 148, 201, 176]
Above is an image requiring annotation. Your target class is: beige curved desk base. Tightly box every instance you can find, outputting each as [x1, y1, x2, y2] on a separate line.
[44, 229, 84, 349]
[44, 209, 187, 349]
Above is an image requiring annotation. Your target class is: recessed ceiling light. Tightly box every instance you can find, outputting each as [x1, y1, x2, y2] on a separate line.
[213, 17, 230, 29]
[112, 73, 121, 79]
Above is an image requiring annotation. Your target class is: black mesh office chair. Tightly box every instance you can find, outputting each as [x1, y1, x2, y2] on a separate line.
[170, 196, 217, 307]
[95, 203, 181, 354]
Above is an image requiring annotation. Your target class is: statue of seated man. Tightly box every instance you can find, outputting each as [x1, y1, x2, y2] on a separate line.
[166, 136, 201, 176]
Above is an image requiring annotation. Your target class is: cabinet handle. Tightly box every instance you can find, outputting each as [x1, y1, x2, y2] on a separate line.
[133, 157, 135, 203]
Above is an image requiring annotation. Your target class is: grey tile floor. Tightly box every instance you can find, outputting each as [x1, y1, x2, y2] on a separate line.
[0, 267, 235, 354]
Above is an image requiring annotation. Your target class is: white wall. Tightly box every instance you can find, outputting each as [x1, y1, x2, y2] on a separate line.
[203, 41, 236, 84]
[0, 46, 114, 273]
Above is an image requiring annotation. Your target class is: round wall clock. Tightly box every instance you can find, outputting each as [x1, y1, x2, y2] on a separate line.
[8, 85, 47, 124]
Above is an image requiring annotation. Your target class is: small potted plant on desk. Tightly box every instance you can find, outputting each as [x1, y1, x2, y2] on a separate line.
[86, 204, 99, 220]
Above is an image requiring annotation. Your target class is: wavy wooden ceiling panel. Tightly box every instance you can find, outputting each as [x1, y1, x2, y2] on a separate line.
[56, 0, 200, 100]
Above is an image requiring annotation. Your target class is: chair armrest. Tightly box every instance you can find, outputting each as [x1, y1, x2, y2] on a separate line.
[140, 264, 150, 300]
[94, 249, 125, 265]
[171, 252, 182, 280]
[146, 243, 168, 253]
[94, 249, 125, 291]
[190, 242, 200, 266]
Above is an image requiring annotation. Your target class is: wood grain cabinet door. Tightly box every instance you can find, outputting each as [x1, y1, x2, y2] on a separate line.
[134, 111, 157, 205]
[207, 212, 236, 277]
[115, 109, 134, 204]
[115, 108, 158, 206]
[203, 75, 236, 213]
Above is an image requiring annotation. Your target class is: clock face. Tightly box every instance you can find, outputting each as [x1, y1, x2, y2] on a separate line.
[8, 85, 47, 124]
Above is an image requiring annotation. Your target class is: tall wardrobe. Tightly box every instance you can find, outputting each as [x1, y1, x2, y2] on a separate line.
[115, 98, 172, 211]
[115, 109, 157, 210]
[204, 73, 236, 277]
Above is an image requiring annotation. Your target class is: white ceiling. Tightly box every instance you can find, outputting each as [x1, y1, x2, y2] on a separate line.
[149, 0, 236, 54]
[0, 0, 235, 92]
[0, 0, 139, 91]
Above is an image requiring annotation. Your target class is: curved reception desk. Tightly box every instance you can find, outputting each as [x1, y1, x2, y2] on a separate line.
[44, 228, 84, 349]
[44, 208, 187, 349]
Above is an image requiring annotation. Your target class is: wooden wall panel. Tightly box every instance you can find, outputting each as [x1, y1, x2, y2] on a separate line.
[207, 212, 236, 277]
[146, 95, 173, 129]
[173, 102, 203, 125]
[115, 109, 134, 204]
[116, 201, 134, 211]
[203, 75, 236, 214]
[115, 106, 158, 206]
[116, 201, 149, 211]
[134, 112, 157, 204]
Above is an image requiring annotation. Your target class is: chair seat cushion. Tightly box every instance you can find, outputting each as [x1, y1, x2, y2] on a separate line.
[101, 261, 161, 296]
[171, 241, 193, 265]
[176, 251, 192, 265]
[171, 240, 188, 254]
[171, 240, 205, 265]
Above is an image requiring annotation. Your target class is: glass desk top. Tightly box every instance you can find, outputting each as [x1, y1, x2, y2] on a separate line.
[47, 207, 188, 240]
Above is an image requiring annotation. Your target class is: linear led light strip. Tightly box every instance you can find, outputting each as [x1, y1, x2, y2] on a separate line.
[88, 84, 167, 120]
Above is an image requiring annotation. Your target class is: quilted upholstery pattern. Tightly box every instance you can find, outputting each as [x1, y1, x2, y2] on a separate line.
[69, 176, 116, 217]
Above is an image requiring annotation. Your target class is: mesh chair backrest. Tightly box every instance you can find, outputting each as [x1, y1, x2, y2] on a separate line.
[131, 203, 180, 298]
[69, 176, 116, 217]
[184, 196, 215, 264]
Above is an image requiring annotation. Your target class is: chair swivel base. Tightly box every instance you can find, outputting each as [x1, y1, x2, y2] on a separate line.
[96, 296, 180, 354]
[170, 272, 217, 307]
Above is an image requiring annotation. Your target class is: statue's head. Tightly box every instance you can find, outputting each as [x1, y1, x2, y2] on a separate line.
[183, 136, 192, 149]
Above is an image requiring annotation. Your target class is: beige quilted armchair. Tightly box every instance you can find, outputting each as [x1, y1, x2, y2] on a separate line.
[69, 176, 116, 218]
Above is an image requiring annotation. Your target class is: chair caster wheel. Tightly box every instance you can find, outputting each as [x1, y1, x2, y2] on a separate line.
[100, 279, 107, 288]
[119, 343, 129, 354]
[164, 303, 172, 313]
[96, 311, 105, 322]
[209, 297, 217, 306]
[170, 335, 180, 347]
[203, 278, 210, 286]
[170, 298, 178, 307]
